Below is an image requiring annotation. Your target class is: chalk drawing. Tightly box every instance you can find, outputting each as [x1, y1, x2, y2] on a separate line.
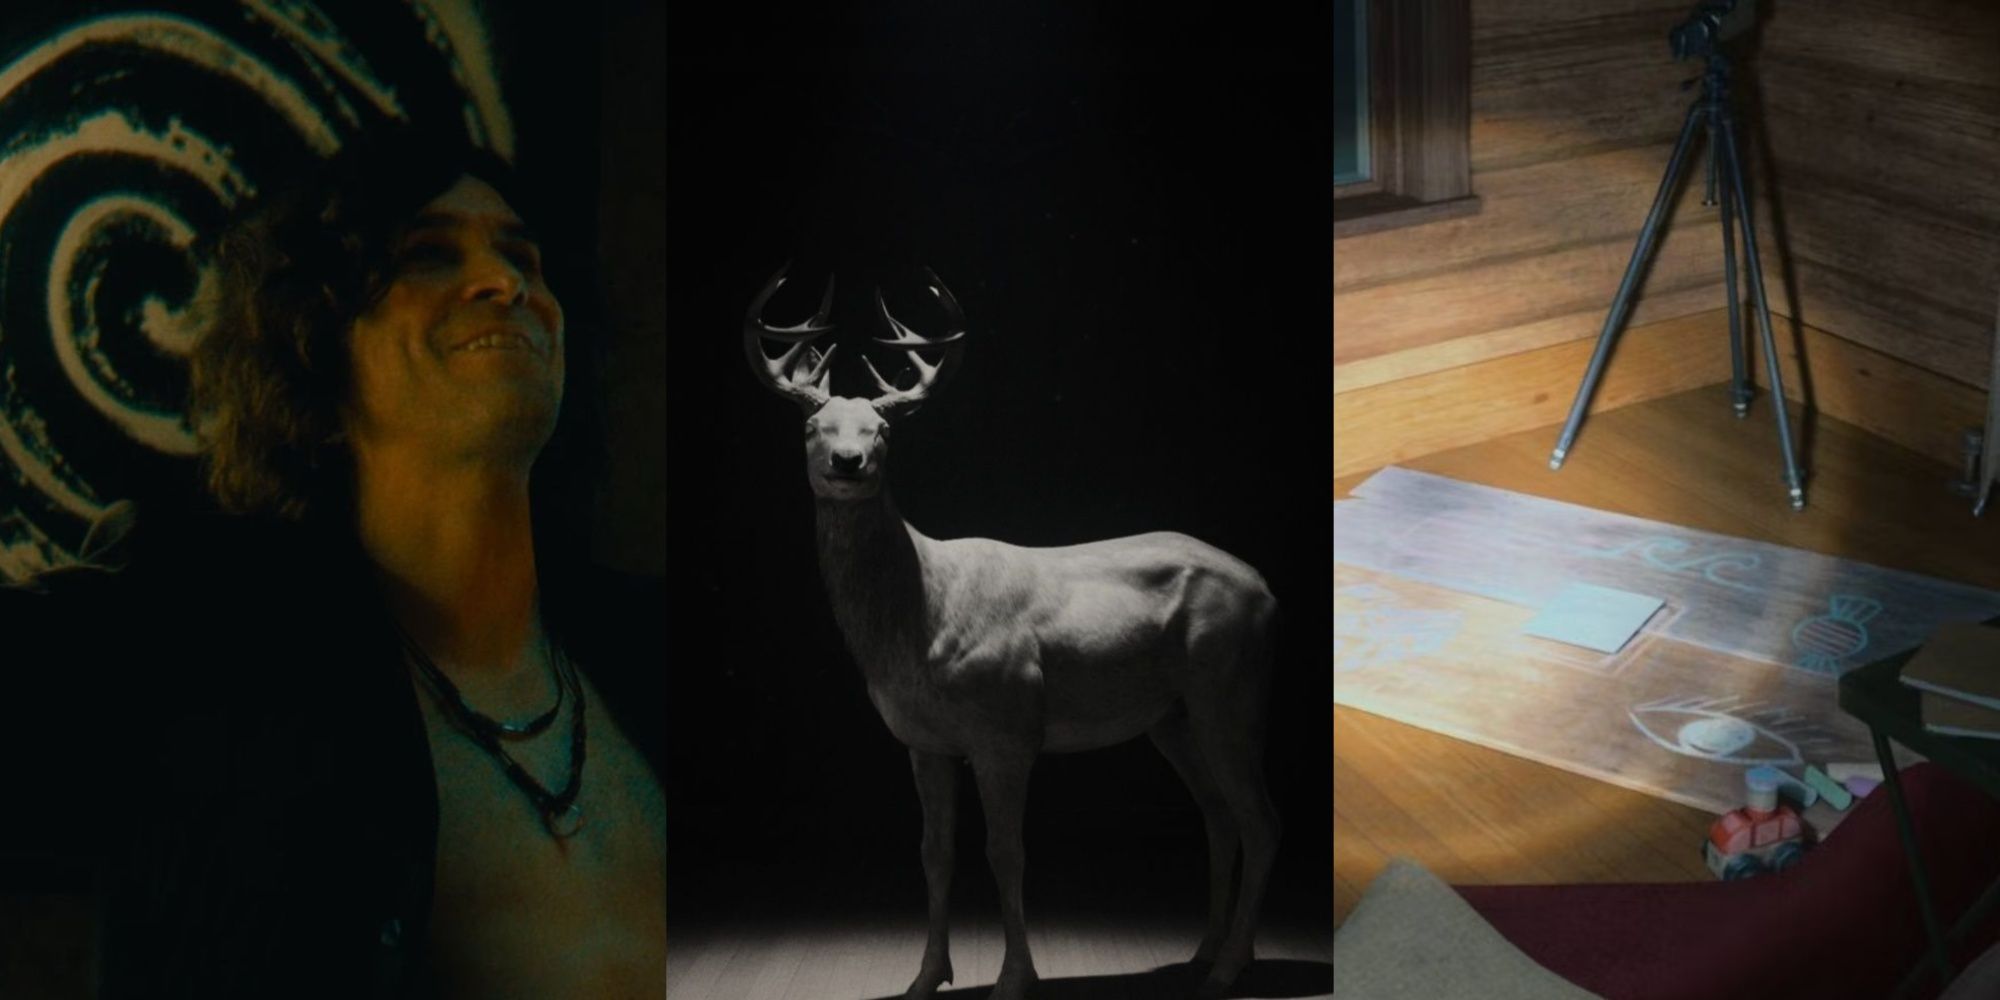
[1629, 694, 1839, 766]
[0, 2, 512, 581]
[1586, 537, 1763, 593]
[1335, 583, 1464, 673]
[1791, 595, 1884, 675]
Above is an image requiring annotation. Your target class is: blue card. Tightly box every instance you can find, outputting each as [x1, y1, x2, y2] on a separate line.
[1521, 582, 1664, 653]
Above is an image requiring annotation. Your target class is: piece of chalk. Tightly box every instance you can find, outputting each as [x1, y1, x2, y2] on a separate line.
[1804, 765, 1853, 810]
[1846, 776, 1879, 798]
[1825, 762, 1884, 784]
[1747, 765, 1819, 809]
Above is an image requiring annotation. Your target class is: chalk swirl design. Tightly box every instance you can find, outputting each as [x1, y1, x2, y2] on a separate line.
[0, 2, 509, 580]
[1791, 594, 1883, 675]
[1585, 537, 1762, 593]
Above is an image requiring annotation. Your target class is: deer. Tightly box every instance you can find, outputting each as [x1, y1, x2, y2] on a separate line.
[743, 265, 1280, 1000]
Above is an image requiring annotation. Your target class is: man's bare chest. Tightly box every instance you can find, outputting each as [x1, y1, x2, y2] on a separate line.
[409, 664, 665, 999]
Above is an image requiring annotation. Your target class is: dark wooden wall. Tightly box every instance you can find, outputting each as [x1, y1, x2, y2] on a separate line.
[1755, 0, 2000, 389]
[1334, 1, 1757, 476]
[1335, 0, 1729, 394]
[1334, 0, 2000, 477]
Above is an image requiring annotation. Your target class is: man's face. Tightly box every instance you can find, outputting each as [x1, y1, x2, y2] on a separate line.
[343, 174, 565, 467]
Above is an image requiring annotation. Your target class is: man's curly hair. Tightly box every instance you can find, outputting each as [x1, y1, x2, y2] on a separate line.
[188, 129, 603, 533]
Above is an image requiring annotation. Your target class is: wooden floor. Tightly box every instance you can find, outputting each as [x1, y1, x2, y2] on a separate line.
[1334, 382, 2000, 926]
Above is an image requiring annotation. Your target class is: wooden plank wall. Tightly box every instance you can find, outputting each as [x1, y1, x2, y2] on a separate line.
[1334, 0, 1737, 401]
[1334, 308, 1731, 478]
[1753, 0, 2000, 390]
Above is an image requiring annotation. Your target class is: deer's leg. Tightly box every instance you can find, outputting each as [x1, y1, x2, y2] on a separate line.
[1149, 711, 1239, 966]
[1184, 640, 1280, 997]
[971, 750, 1039, 1000]
[905, 750, 959, 1000]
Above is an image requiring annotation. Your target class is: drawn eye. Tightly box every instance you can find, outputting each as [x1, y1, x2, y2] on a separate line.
[1628, 695, 1838, 767]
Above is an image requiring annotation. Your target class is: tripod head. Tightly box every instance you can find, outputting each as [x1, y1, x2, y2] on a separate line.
[1669, 0, 1757, 61]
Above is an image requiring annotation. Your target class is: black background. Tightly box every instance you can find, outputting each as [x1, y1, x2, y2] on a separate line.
[665, 5, 1333, 928]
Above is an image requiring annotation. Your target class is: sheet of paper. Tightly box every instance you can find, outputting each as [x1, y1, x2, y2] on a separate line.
[1520, 581, 1664, 653]
[1336, 466, 2000, 675]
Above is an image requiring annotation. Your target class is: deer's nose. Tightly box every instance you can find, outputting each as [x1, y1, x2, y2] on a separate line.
[831, 452, 866, 475]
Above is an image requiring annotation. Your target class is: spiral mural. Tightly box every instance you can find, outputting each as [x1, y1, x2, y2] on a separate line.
[0, 0, 514, 580]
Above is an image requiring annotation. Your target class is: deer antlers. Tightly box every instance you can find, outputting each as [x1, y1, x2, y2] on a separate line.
[744, 263, 838, 413]
[860, 266, 968, 418]
[744, 265, 967, 418]
[865, 268, 967, 419]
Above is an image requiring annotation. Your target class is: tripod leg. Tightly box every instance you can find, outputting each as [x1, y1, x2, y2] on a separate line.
[1716, 129, 1750, 417]
[1551, 102, 1707, 470]
[1718, 119, 1807, 510]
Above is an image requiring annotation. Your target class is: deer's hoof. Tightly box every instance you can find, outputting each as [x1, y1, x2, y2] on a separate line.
[903, 959, 954, 1000]
[989, 961, 1038, 1000]
[1196, 947, 1251, 999]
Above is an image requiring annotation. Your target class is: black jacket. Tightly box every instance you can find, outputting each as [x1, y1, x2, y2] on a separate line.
[0, 512, 664, 997]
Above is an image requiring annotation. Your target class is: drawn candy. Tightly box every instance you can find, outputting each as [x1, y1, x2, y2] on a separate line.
[1792, 595, 1883, 674]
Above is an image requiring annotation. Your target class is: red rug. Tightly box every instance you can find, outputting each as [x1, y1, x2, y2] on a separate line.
[1458, 763, 2000, 999]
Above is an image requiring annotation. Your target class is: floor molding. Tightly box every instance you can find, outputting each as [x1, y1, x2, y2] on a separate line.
[1334, 309, 1731, 480]
[1333, 307, 1987, 481]
[1770, 312, 1985, 471]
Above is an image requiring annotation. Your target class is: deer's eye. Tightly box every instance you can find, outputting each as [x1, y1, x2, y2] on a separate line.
[803, 422, 817, 437]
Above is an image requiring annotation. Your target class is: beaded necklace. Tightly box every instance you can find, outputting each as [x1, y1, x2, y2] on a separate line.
[397, 620, 588, 838]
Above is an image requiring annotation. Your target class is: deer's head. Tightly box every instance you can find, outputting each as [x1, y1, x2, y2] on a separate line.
[745, 265, 966, 501]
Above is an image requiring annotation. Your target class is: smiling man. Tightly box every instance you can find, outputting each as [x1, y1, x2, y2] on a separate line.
[0, 133, 665, 998]
[200, 136, 664, 997]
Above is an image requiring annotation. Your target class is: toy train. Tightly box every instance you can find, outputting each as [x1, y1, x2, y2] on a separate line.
[1704, 766, 1809, 880]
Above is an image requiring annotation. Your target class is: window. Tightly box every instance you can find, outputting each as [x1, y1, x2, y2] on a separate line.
[1335, 0, 1370, 187]
[1334, 0, 1479, 238]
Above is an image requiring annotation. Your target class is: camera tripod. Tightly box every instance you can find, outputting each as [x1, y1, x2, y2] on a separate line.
[1547, 49, 1806, 510]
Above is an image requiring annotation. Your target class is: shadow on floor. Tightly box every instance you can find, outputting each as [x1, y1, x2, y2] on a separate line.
[858, 958, 1333, 1000]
